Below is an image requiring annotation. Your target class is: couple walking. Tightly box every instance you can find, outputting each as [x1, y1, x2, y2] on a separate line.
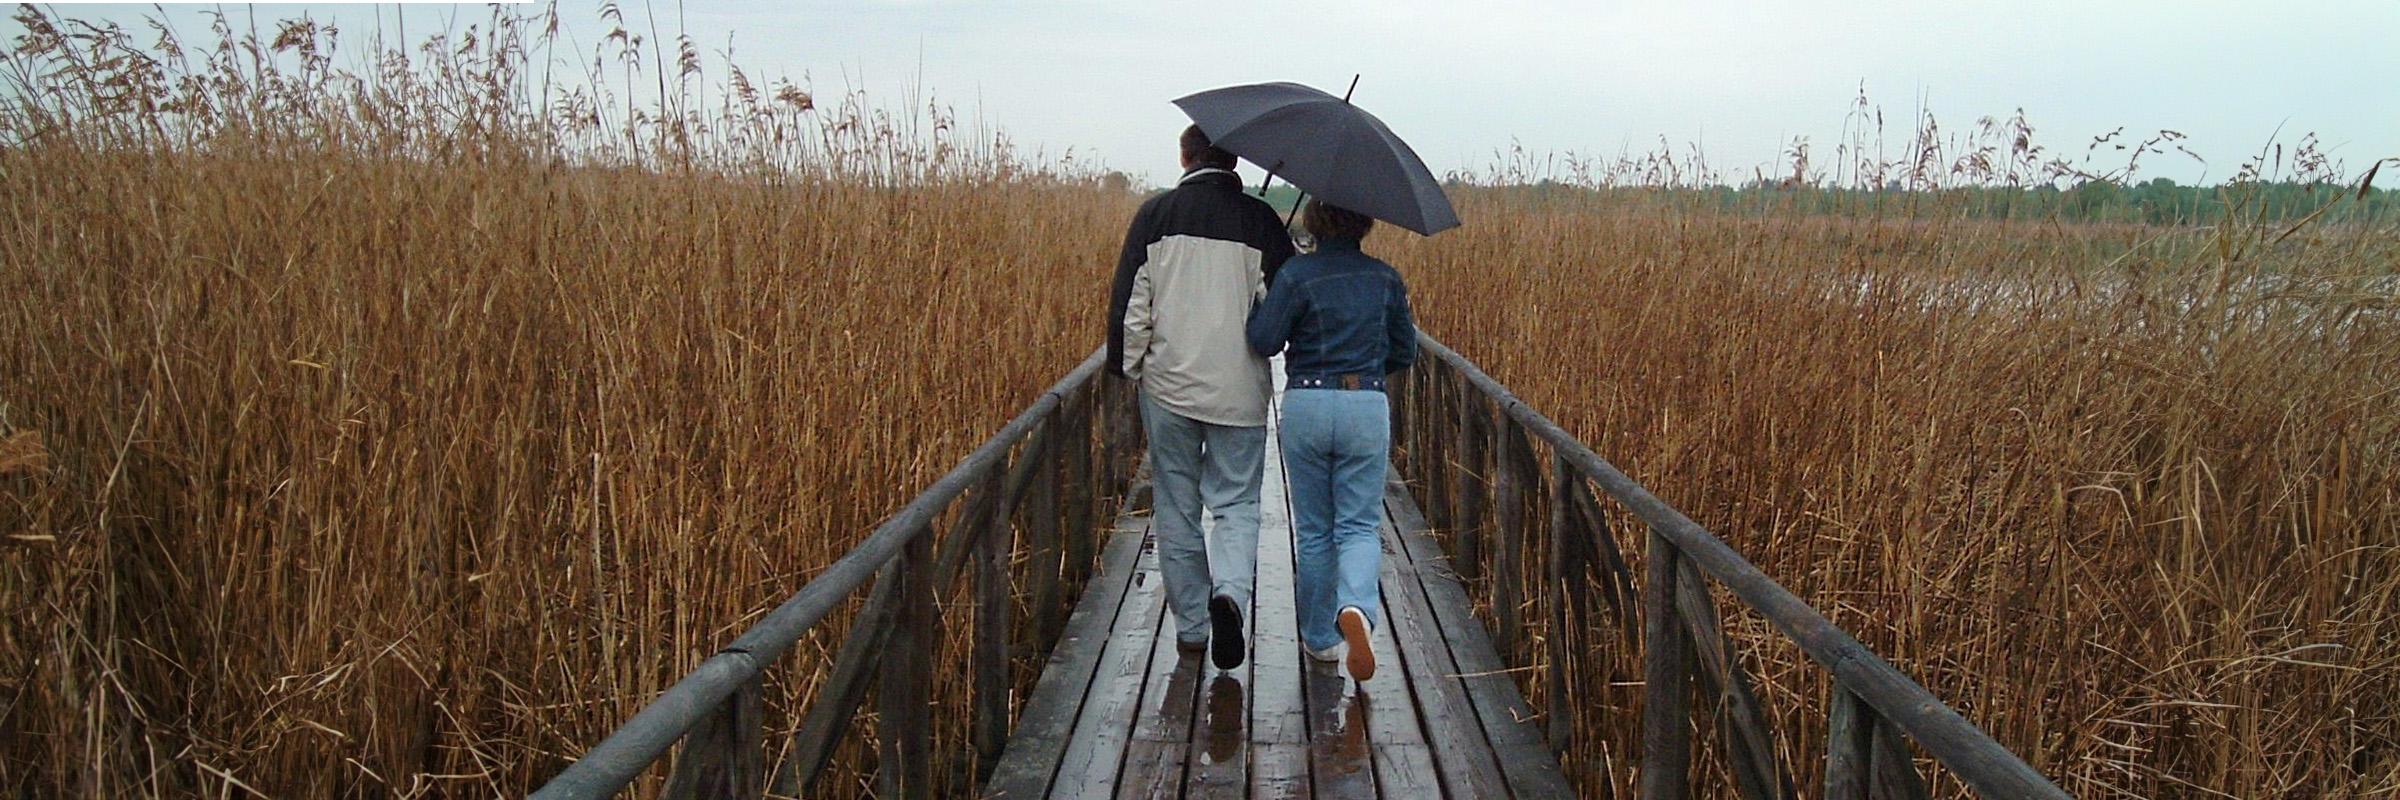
[1105, 125, 1416, 683]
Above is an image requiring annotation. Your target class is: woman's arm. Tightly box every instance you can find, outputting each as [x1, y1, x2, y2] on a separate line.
[1383, 274, 1417, 374]
[1247, 268, 1306, 358]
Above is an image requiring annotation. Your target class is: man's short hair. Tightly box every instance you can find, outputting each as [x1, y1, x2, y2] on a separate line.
[1180, 125, 1237, 170]
[1303, 199, 1375, 241]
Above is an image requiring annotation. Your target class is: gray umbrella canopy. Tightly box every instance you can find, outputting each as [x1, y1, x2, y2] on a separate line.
[1173, 82, 1460, 236]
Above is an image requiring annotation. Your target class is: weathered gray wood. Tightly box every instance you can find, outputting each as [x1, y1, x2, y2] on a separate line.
[1377, 527, 1509, 799]
[1641, 531, 1693, 800]
[1424, 362, 1456, 533]
[1414, 334, 2069, 800]
[1387, 485, 1578, 799]
[1492, 418, 1531, 659]
[1045, 530, 1170, 799]
[1061, 390, 1097, 597]
[1304, 663, 1377, 798]
[1563, 471, 1637, 644]
[974, 465, 1015, 771]
[1117, 599, 1202, 797]
[1249, 442, 1310, 797]
[1450, 371, 1487, 585]
[768, 563, 897, 796]
[983, 504, 1150, 799]
[1184, 417, 1266, 799]
[1824, 687, 1872, 800]
[1251, 743, 1313, 799]
[1372, 743, 1442, 798]
[1184, 672, 1250, 799]
[1105, 378, 1142, 495]
[1547, 453, 1578, 757]
[878, 525, 936, 800]
[1871, 716, 1932, 800]
[1027, 408, 1067, 648]
[661, 673, 763, 800]
[534, 351, 1110, 800]
[1676, 560, 1790, 800]
[1360, 590, 1439, 795]
[1357, 584, 1427, 748]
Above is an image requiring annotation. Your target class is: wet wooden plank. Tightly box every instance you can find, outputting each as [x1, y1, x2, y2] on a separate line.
[1387, 482, 1577, 799]
[1117, 591, 1204, 799]
[1250, 429, 1311, 797]
[1375, 504, 1509, 798]
[1359, 540, 1427, 748]
[1253, 743, 1314, 799]
[984, 505, 1151, 799]
[1116, 739, 1189, 800]
[1305, 662, 1377, 798]
[1371, 743, 1442, 799]
[1185, 671, 1252, 799]
[1045, 526, 1171, 799]
[1186, 422, 1267, 799]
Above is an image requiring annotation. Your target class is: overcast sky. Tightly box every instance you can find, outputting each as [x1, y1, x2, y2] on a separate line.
[12, 2, 2397, 187]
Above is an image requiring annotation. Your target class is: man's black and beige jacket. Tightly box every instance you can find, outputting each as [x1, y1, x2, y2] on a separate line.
[1106, 167, 1298, 427]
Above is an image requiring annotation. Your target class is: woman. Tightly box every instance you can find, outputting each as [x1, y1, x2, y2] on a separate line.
[1246, 199, 1416, 681]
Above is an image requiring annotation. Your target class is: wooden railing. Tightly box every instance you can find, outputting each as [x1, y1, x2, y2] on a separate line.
[531, 347, 1141, 799]
[1392, 333, 2068, 800]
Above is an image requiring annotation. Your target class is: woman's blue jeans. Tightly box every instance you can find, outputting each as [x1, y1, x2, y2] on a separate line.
[1279, 388, 1390, 653]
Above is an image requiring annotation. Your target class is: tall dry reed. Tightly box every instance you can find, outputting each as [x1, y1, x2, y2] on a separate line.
[1383, 187, 2400, 797]
[1, 6, 1130, 796]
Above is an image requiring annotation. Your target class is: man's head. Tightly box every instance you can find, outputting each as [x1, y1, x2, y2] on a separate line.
[1303, 199, 1374, 242]
[1179, 124, 1237, 172]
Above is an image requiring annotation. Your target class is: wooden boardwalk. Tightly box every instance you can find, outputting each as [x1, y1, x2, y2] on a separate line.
[985, 404, 1573, 799]
[531, 340, 2066, 800]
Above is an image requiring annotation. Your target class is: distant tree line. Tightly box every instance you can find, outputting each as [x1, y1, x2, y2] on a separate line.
[1454, 177, 2400, 227]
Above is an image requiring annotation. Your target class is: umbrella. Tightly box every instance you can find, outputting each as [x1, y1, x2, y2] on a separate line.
[1173, 81, 1460, 236]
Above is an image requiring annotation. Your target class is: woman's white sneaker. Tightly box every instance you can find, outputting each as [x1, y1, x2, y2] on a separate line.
[1337, 607, 1375, 681]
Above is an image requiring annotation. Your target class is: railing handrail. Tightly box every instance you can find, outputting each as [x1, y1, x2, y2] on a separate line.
[1415, 332, 2067, 800]
[531, 347, 1110, 799]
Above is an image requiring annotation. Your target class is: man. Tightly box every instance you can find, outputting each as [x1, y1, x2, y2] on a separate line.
[1107, 125, 1296, 670]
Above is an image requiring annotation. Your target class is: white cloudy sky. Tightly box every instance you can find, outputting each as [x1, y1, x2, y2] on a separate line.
[12, 2, 2397, 187]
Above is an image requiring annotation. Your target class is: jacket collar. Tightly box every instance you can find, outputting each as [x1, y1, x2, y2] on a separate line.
[1178, 167, 1240, 188]
[1315, 235, 1364, 252]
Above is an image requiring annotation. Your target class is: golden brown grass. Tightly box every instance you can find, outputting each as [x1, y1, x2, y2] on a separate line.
[1382, 190, 2400, 797]
[1, 7, 1129, 796]
[8, 6, 2397, 798]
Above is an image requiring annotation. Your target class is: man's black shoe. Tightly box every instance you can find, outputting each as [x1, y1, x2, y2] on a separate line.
[1208, 594, 1246, 670]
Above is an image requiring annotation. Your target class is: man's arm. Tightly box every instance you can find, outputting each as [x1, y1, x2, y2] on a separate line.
[1121, 257, 1157, 380]
[1106, 204, 1156, 379]
[1257, 207, 1298, 288]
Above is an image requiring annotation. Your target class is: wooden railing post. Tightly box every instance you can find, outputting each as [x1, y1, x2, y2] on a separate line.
[1824, 687, 1873, 800]
[970, 464, 1013, 773]
[1826, 689, 1931, 800]
[770, 564, 901, 796]
[1493, 420, 1534, 657]
[1101, 378, 1130, 493]
[1676, 560, 1792, 800]
[1411, 360, 1449, 528]
[878, 523, 935, 799]
[1023, 410, 1065, 647]
[1545, 454, 1582, 756]
[1061, 390, 1095, 588]
[1641, 530, 1693, 800]
[1871, 716, 1933, 800]
[1452, 369, 1488, 583]
[661, 672, 764, 800]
